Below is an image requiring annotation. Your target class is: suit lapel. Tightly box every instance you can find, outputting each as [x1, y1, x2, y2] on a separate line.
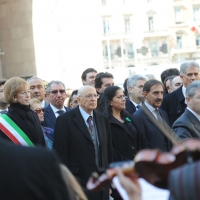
[109, 115, 134, 139]
[176, 86, 185, 103]
[142, 104, 169, 136]
[142, 104, 157, 125]
[187, 109, 200, 133]
[93, 111, 104, 146]
[73, 107, 93, 142]
[46, 105, 56, 126]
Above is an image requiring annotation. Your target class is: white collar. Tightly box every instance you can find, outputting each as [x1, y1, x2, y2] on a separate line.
[50, 104, 65, 113]
[40, 100, 45, 108]
[79, 106, 93, 123]
[182, 86, 186, 98]
[130, 99, 140, 107]
[144, 101, 156, 112]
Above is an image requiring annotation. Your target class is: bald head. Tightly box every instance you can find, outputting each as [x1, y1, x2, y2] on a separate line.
[77, 86, 98, 114]
[77, 86, 95, 96]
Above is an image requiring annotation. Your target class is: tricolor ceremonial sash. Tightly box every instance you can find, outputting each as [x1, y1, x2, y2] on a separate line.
[0, 114, 34, 147]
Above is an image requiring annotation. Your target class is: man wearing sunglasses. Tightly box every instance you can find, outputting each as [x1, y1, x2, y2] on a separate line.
[42, 80, 70, 130]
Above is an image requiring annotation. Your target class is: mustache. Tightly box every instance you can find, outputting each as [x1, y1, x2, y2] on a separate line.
[155, 99, 162, 102]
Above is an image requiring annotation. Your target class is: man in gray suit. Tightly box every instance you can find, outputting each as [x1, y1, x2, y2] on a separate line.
[173, 80, 200, 139]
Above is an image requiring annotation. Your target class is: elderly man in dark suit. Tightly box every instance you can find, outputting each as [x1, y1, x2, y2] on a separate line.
[134, 80, 172, 151]
[173, 80, 200, 139]
[126, 75, 147, 115]
[160, 61, 200, 127]
[42, 80, 70, 129]
[53, 85, 113, 200]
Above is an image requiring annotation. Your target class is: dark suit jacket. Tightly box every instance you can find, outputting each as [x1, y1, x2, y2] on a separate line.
[168, 161, 200, 200]
[42, 105, 70, 129]
[172, 109, 200, 139]
[133, 105, 172, 152]
[109, 114, 148, 161]
[160, 86, 187, 127]
[125, 98, 136, 115]
[53, 106, 113, 200]
[0, 141, 70, 200]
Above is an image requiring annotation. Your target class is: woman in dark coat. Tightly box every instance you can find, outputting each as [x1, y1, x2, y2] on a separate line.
[97, 86, 148, 199]
[0, 77, 45, 146]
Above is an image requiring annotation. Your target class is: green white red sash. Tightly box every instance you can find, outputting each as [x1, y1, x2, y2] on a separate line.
[0, 114, 34, 147]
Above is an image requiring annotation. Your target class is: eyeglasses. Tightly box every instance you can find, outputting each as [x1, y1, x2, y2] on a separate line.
[50, 90, 66, 94]
[81, 94, 99, 100]
[34, 108, 44, 114]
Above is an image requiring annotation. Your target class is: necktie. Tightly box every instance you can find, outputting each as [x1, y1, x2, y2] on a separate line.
[136, 105, 141, 110]
[155, 109, 163, 124]
[87, 116, 93, 132]
[57, 110, 65, 115]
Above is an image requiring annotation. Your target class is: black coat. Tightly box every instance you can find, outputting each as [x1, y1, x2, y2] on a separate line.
[0, 141, 70, 200]
[134, 105, 172, 152]
[42, 104, 71, 129]
[109, 114, 148, 161]
[53, 106, 113, 200]
[172, 109, 200, 139]
[0, 103, 45, 146]
[125, 98, 136, 115]
[160, 86, 187, 127]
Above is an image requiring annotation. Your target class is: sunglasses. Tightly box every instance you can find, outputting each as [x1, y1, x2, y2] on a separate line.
[50, 90, 66, 94]
[34, 108, 44, 114]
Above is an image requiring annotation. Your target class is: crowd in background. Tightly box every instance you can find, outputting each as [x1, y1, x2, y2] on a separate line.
[0, 60, 200, 200]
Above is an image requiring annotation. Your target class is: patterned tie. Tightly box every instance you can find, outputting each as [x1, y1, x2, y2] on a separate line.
[87, 116, 93, 132]
[57, 110, 65, 115]
[155, 109, 163, 124]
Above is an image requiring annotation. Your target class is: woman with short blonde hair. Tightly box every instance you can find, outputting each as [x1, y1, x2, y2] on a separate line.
[0, 77, 45, 146]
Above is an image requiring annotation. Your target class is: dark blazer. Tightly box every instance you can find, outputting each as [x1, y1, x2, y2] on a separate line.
[109, 114, 148, 161]
[0, 103, 45, 146]
[160, 86, 187, 127]
[168, 161, 200, 200]
[42, 105, 70, 129]
[133, 105, 172, 152]
[125, 98, 136, 115]
[172, 109, 200, 139]
[53, 106, 113, 200]
[0, 141, 70, 200]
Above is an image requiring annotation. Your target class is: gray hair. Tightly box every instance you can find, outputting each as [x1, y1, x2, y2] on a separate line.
[27, 76, 43, 83]
[127, 74, 147, 94]
[46, 80, 66, 94]
[145, 74, 156, 80]
[186, 80, 200, 98]
[180, 61, 199, 75]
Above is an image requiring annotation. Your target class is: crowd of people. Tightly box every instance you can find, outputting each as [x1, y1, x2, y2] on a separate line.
[0, 60, 200, 200]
